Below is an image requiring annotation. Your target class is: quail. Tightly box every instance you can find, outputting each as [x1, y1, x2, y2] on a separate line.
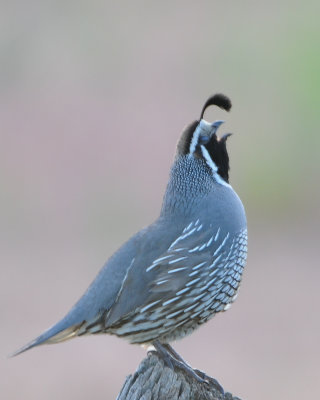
[13, 94, 247, 377]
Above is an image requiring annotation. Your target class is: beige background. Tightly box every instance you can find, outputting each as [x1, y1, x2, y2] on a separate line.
[1, 1, 320, 399]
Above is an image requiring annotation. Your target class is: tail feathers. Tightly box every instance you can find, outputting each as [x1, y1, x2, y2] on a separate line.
[10, 321, 83, 357]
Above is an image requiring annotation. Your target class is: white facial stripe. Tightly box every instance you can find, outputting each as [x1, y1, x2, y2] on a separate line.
[200, 145, 231, 188]
[189, 125, 202, 154]
[200, 145, 218, 172]
[189, 120, 212, 154]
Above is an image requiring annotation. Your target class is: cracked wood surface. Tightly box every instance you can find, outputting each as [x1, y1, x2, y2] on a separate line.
[117, 352, 242, 400]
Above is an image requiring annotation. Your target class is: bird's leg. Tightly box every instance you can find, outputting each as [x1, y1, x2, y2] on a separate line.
[163, 343, 224, 393]
[152, 340, 220, 388]
[161, 343, 189, 364]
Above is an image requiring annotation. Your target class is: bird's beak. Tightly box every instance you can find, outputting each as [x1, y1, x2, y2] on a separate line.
[211, 120, 225, 134]
[197, 119, 225, 144]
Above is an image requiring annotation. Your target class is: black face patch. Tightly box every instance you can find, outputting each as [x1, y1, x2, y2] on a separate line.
[204, 134, 230, 182]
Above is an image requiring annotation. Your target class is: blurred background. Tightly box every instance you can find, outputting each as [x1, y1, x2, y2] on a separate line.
[1, 1, 319, 399]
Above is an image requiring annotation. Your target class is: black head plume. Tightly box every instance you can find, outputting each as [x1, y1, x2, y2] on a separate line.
[200, 93, 232, 119]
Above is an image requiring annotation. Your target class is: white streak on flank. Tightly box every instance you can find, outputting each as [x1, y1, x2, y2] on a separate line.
[192, 261, 207, 271]
[189, 270, 199, 277]
[224, 303, 232, 311]
[112, 257, 135, 311]
[194, 219, 200, 226]
[176, 287, 190, 295]
[213, 232, 230, 256]
[162, 297, 180, 306]
[168, 267, 188, 274]
[140, 300, 161, 313]
[173, 248, 187, 252]
[189, 246, 200, 253]
[200, 145, 231, 188]
[190, 311, 201, 319]
[214, 228, 220, 241]
[154, 254, 174, 263]
[168, 227, 197, 250]
[168, 256, 188, 265]
[226, 238, 235, 260]
[206, 236, 214, 248]
[208, 269, 220, 277]
[186, 277, 201, 287]
[208, 254, 223, 269]
[196, 224, 203, 232]
[156, 279, 168, 285]
[166, 310, 183, 319]
[183, 221, 193, 233]
[172, 319, 188, 329]
[205, 276, 218, 289]
[184, 303, 198, 313]
[214, 262, 228, 276]
[193, 293, 206, 302]
[198, 243, 207, 251]
[146, 255, 173, 272]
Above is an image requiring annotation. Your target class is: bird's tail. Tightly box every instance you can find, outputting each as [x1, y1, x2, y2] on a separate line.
[10, 318, 83, 357]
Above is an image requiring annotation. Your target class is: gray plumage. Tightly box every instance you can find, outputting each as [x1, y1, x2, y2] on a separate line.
[13, 94, 247, 356]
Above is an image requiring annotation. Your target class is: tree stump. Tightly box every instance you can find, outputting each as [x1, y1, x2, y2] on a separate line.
[117, 352, 242, 400]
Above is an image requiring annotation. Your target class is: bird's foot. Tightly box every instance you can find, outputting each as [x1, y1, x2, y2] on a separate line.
[151, 340, 224, 394]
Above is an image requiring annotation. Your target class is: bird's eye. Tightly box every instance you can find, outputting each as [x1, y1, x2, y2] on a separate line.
[199, 135, 210, 145]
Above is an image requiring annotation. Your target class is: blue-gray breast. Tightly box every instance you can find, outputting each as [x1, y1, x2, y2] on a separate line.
[13, 93, 247, 357]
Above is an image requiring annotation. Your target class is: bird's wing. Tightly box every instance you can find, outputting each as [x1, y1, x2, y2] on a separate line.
[105, 219, 237, 327]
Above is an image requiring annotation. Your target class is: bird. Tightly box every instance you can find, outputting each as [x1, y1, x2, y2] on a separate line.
[13, 94, 247, 380]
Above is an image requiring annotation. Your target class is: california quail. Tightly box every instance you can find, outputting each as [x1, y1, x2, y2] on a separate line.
[13, 94, 247, 369]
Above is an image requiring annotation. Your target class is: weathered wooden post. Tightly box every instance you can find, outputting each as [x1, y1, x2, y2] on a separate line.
[117, 352, 242, 400]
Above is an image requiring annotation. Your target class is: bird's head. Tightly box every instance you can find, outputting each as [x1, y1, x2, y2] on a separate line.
[176, 94, 232, 183]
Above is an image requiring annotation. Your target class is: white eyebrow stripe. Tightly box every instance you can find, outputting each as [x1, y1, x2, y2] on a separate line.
[189, 124, 203, 154]
[189, 120, 213, 154]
